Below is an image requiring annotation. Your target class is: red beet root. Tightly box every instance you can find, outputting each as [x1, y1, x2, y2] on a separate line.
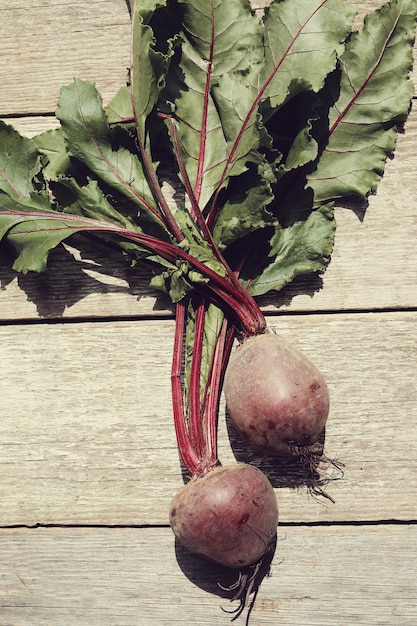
[169, 463, 278, 568]
[224, 332, 329, 458]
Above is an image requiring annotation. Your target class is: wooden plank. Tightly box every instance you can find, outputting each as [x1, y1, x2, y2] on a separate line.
[0, 0, 414, 116]
[0, 1, 131, 116]
[0, 116, 60, 137]
[1, 312, 416, 526]
[1, 107, 417, 321]
[0, 524, 416, 625]
[0, 241, 175, 321]
[3, 115, 59, 137]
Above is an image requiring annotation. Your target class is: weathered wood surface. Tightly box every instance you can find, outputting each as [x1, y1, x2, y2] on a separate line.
[1, 525, 416, 626]
[0, 1, 416, 625]
[1, 312, 416, 526]
[0, 1, 131, 117]
[0, 0, 415, 119]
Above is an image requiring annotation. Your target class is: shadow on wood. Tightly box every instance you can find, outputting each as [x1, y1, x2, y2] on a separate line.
[0, 237, 173, 319]
[225, 409, 344, 504]
[174, 534, 278, 624]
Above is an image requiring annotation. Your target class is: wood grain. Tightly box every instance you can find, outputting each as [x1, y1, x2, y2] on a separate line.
[1, 525, 416, 625]
[1, 3, 416, 625]
[0, 1, 414, 118]
[1, 312, 416, 526]
[0, 1, 131, 116]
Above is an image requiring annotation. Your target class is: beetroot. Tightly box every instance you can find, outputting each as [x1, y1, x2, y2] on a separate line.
[224, 332, 329, 458]
[169, 463, 278, 568]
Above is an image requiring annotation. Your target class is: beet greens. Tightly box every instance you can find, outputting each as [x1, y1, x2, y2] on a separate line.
[0, 0, 416, 599]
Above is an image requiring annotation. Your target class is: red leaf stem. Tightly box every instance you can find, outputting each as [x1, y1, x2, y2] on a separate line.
[188, 298, 206, 458]
[133, 127, 184, 243]
[5, 209, 265, 334]
[194, 0, 215, 203]
[203, 318, 234, 468]
[161, 112, 261, 317]
[171, 301, 201, 474]
[160, 113, 206, 229]
[128, 15, 184, 243]
[172, 299, 234, 475]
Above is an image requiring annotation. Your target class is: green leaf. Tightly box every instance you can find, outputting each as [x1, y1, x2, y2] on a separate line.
[162, 39, 229, 210]
[56, 78, 160, 222]
[160, 0, 264, 209]
[62, 177, 143, 232]
[264, 90, 320, 175]
[150, 259, 208, 302]
[32, 128, 72, 180]
[307, 0, 417, 203]
[208, 0, 355, 211]
[130, 0, 175, 140]
[105, 86, 134, 125]
[0, 121, 43, 197]
[0, 207, 153, 274]
[0, 190, 52, 214]
[260, 0, 356, 114]
[178, 0, 263, 75]
[175, 208, 228, 278]
[248, 203, 336, 297]
[212, 163, 276, 251]
[0, 210, 89, 273]
[281, 122, 319, 174]
[8, 222, 80, 273]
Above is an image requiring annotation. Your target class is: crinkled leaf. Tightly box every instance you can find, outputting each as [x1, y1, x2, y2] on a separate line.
[281, 121, 318, 174]
[0, 121, 43, 198]
[307, 0, 417, 203]
[130, 0, 175, 140]
[160, 0, 264, 209]
[56, 79, 161, 224]
[260, 0, 356, 114]
[248, 203, 335, 297]
[32, 128, 72, 180]
[149, 208, 229, 301]
[150, 258, 209, 302]
[265, 90, 321, 177]
[212, 163, 276, 251]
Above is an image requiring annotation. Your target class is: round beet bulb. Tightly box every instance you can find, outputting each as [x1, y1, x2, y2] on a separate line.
[224, 332, 329, 457]
[169, 463, 278, 568]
